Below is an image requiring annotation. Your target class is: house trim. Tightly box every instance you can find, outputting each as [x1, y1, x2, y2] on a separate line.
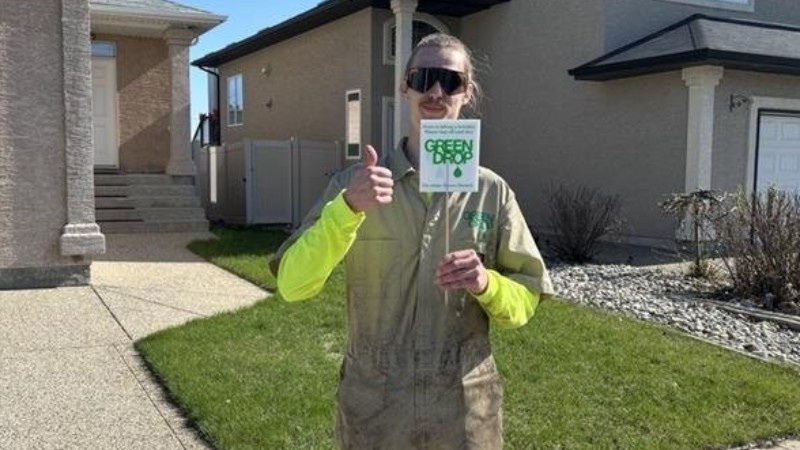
[90, 5, 225, 28]
[382, 96, 396, 153]
[745, 96, 800, 193]
[657, 0, 755, 13]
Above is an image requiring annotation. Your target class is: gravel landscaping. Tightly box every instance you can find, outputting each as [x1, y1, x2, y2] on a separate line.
[550, 263, 800, 367]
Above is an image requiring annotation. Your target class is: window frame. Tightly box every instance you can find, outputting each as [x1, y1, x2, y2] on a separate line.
[227, 73, 244, 127]
[657, 0, 754, 12]
[345, 89, 362, 160]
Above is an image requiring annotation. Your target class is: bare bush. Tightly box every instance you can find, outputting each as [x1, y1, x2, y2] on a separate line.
[659, 190, 729, 279]
[716, 187, 800, 312]
[546, 184, 623, 263]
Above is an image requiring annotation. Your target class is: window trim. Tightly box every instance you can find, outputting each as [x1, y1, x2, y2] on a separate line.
[382, 96, 395, 154]
[382, 14, 450, 66]
[345, 89, 362, 160]
[657, 0, 754, 12]
[227, 73, 244, 127]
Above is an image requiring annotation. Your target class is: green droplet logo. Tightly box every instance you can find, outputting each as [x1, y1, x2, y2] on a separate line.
[453, 167, 463, 178]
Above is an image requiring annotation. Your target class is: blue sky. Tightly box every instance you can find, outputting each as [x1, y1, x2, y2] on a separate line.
[179, 1, 322, 132]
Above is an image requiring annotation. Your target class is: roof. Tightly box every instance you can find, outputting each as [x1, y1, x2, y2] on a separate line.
[192, 0, 509, 68]
[569, 14, 800, 81]
[90, 0, 226, 37]
[91, 0, 215, 16]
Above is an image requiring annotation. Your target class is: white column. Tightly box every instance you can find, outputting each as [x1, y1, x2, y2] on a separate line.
[165, 28, 196, 176]
[391, 0, 417, 148]
[678, 65, 723, 241]
[682, 65, 723, 192]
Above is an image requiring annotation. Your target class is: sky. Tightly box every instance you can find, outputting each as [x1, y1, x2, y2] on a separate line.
[178, 1, 322, 132]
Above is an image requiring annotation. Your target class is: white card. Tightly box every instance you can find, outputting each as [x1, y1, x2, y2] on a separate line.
[419, 119, 480, 192]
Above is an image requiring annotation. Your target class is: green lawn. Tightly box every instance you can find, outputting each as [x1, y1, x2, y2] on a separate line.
[136, 227, 800, 450]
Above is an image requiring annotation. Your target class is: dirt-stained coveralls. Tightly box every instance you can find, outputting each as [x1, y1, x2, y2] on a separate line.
[270, 140, 554, 449]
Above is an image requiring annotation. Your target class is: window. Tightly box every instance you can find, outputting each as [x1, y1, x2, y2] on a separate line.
[658, 0, 754, 12]
[383, 15, 449, 65]
[91, 41, 116, 58]
[345, 90, 361, 160]
[227, 74, 243, 126]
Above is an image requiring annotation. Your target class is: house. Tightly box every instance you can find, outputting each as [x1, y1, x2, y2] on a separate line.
[0, 0, 224, 289]
[193, 0, 800, 246]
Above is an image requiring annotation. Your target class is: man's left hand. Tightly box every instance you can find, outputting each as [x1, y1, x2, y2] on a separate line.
[435, 249, 488, 295]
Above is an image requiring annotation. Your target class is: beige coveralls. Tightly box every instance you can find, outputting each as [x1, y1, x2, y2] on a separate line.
[273, 141, 553, 449]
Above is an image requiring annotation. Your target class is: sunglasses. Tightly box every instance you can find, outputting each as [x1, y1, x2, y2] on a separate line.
[405, 67, 468, 96]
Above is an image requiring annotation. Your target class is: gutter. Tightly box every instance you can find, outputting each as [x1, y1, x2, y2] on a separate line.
[197, 65, 221, 117]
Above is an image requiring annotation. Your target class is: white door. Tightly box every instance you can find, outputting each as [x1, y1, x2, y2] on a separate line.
[756, 114, 800, 193]
[91, 58, 119, 168]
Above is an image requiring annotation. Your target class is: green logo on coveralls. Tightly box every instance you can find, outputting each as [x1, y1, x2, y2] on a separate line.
[424, 138, 474, 178]
[463, 211, 494, 239]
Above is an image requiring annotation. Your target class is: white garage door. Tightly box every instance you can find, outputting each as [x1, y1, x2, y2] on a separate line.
[757, 114, 800, 193]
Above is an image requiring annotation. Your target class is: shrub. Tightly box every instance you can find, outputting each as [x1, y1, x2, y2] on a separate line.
[659, 190, 729, 279]
[715, 187, 800, 312]
[546, 184, 623, 263]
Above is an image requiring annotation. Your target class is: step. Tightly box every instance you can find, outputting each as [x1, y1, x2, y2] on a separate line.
[98, 219, 209, 234]
[96, 207, 207, 222]
[95, 196, 202, 209]
[95, 184, 197, 198]
[94, 174, 194, 186]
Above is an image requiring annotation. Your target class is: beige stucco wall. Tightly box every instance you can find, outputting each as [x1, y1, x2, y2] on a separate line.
[219, 8, 374, 162]
[461, 0, 694, 242]
[0, 2, 67, 267]
[713, 69, 800, 192]
[1, 0, 97, 286]
[94, 33, 171, 173]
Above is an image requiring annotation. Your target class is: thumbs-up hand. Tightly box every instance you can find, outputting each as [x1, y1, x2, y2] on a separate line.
[343, 145, 394, 213]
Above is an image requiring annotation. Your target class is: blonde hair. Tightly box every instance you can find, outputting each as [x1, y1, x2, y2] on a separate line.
[403, 33, 484, 117]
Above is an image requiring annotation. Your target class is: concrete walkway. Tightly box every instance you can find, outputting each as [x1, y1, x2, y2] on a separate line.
[0, 233, 269, 450]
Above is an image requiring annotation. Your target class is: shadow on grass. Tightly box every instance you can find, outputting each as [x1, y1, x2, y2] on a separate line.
[187, 226, 291, 290]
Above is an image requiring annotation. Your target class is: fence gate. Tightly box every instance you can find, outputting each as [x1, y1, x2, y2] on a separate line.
[293, 139, 342, 227]
[247, 139, 293, 224]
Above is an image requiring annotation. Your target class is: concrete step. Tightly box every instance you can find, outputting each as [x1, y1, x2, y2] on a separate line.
[98, 219, 209, 234]
[94, 174, 194, 186]
[96, 207, 206, 222]
[95, 184, 197, 198]
[95, 196, 201, 209]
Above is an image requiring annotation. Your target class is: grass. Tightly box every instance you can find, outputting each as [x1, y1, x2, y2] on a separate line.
[136, 227, 800, 450]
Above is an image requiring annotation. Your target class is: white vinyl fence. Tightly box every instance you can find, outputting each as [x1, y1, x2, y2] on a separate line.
[196, 138, 341, 228]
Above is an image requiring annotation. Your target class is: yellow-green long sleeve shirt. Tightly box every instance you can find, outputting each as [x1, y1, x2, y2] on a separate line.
[273, 191, 543, 329]
[268, 139, 554, 449]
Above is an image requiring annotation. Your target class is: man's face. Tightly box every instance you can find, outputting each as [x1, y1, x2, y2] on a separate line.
[403, 46, 471, 124]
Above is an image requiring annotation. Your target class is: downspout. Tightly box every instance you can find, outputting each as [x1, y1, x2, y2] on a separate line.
[198, 65, 220, 145]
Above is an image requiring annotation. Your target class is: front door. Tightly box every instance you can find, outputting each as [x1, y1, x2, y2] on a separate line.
[91, 58, 119, 168]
